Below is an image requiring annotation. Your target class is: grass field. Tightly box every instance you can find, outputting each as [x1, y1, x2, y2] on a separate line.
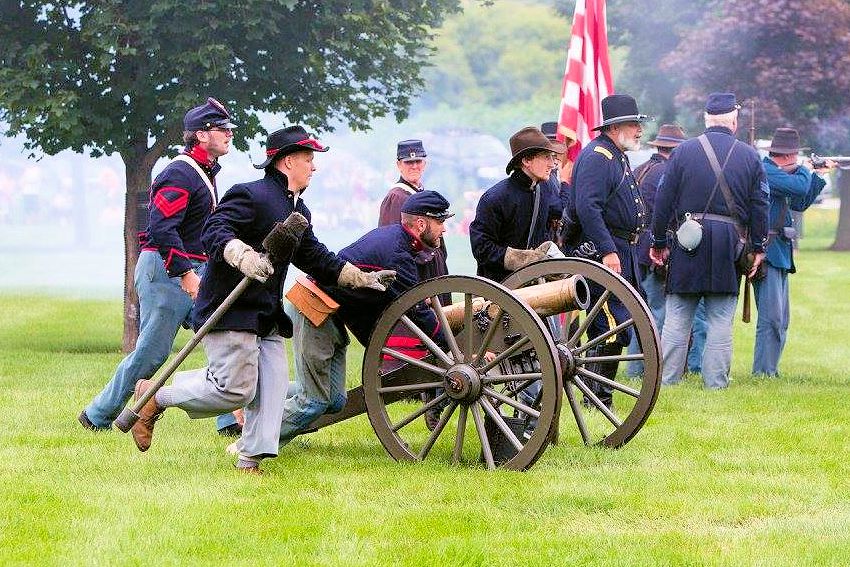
[1, 208, 849, 566]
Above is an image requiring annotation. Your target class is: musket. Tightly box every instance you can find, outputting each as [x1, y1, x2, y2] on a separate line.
[741, 100, 756, 324]
[811, 153, 850, 170]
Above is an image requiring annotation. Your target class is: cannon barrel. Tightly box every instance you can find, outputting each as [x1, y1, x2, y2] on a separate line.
[441, 274, 590, 332]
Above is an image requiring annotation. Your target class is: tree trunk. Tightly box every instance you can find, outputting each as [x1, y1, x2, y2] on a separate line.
[830, 169, 850, 250]
[119, 134, 178, 352]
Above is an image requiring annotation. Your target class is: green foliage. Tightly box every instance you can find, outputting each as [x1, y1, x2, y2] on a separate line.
[2, 211, 850, 564]
[0, 0, 463, 160]
[419, 0, 572, 139]
[662, 0, 850, 149]
[606, 0, 711, 131]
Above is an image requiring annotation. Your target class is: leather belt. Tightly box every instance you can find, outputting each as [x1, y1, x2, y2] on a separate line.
[610, 228, 641, 245]
[691, 213, 743, 232]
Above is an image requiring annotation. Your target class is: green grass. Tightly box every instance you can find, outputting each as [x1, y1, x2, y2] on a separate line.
[2, 210, 850, 566]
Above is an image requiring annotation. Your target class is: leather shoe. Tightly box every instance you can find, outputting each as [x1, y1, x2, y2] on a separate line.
[78, 410, 110, 431]
[235, 459, 262, 475]
[131, 379, 164, 452]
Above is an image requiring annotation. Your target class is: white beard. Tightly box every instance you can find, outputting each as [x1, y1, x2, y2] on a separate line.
[617, 132, 641, 152]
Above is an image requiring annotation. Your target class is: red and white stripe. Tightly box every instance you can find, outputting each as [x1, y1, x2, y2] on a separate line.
[556, 0, 613, 161]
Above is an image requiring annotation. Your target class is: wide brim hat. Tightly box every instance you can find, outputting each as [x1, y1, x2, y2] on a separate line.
[506, 126, 567, 174]
[647, 123, 687, 148]
[254, 125, 329, 169]
[766, 127, 808, 154]
[592, 94, 651, 130]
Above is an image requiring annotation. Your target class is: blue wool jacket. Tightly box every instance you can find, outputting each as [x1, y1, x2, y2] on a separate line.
[632, 153, 669, 268]
[319, 223, 441, 347]
[470, 169, 562, 282]
[762, 157, 825, 273]
[652, 127, 769, 294]
[194, 169, 344, 337]
[569, 133, 647, 286]
[139, 146, 219, 277]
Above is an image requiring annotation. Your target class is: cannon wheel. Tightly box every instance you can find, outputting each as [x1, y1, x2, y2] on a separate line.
[362, 275, 562, 471]
[502, 258, 661, 448]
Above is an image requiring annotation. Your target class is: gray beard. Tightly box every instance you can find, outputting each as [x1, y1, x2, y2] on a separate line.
[618, 132, 641, 152]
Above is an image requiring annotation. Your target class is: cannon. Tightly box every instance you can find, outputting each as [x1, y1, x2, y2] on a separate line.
[305, 258, 661, 471]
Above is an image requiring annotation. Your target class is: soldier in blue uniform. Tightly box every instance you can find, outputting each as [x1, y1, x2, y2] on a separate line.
[130, 126, 392, 473]
[274, 190, 452, 449]
[753, 128, 828, 377]
[566, 94, 651, 409]
[79, 97, 239, 432]
[469, 126, 566, 283]
[378, 140, 450, 429]
[650, 92, 769, 389]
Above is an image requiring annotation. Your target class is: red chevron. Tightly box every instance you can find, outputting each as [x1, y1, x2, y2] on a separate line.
[153, 186, 189, 218]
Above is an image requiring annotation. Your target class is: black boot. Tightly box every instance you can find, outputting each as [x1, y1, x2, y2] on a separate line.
[582, 343, 622, 410]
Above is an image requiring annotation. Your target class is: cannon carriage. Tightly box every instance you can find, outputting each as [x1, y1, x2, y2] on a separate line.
[307, 257, 661, 471]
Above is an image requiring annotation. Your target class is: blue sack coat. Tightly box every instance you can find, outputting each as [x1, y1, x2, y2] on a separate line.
[651, 127, 769, 294]
[194, 169, 344, 337]
[762, 157, 826, 273]
[570, 133, 647, 287]
[320, 223, 442, 347]
[470, 169, 563, 282]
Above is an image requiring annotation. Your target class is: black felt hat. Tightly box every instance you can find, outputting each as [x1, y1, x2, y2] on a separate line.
[592, 94, 651, 130]
[254, 126, 329, 169]
[766, 127, 808, 154]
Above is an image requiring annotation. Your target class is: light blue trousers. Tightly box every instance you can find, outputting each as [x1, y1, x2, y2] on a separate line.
[279, 304, 349, 447]
[85, 251, 194, 428]
[752, 264, 789, 377]
[661, 293, 737, 389]
[158, 330, 288, 460]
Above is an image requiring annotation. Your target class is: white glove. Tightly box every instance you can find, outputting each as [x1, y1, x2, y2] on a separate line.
[337, 262, 397, 291]
[223, 239, 274, 283]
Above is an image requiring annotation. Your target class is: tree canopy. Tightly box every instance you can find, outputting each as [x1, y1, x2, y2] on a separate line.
[663, 0, 850, 149]
[0, 0, 463, 349]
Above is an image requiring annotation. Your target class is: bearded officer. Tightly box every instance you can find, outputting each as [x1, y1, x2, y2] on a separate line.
[567, 94, 651, 410]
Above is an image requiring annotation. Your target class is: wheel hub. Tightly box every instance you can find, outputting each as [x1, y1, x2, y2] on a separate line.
[444, 364, 482, 402]
[556, 343, 576, 379]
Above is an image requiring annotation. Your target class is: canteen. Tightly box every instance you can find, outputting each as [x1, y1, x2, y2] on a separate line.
[675, 213, 703, 252]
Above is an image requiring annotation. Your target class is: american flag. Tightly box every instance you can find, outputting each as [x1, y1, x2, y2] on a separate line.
[556, 0, 613, 162]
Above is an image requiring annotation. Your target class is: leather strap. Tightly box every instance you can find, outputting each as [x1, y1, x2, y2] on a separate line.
[173, 154, 217, 207]
[697, 135, 741, 237]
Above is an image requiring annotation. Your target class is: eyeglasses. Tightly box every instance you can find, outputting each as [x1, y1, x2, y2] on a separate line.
[207, 127, 234, 136]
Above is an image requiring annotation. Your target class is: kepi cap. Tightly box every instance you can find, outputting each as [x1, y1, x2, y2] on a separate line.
[397, 139, 427, 162]
[183, 97, 236, 131]
[400, 190, 454, 220]
[705, 92, 741, 115]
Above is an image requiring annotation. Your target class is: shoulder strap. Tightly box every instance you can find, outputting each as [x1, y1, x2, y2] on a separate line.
[697, 135, 740, 233]
[173, 154, 217, 206]
[390, 183, 417, 196]
[634, 159, 660, 187]
[526, 185, 542, 248]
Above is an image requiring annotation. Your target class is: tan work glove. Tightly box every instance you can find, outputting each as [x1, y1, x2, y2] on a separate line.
[223, 239, 274, 283]
[337, 262, 397, 291]
[503, 241, 554, 272]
